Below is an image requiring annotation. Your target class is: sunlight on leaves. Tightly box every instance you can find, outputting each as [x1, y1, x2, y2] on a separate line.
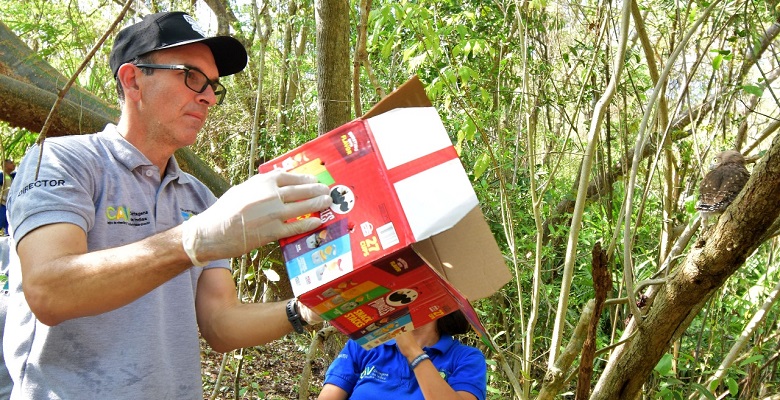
[262, 268, 280, 282]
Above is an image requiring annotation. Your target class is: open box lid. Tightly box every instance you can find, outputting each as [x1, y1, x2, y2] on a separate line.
[362, 76, 434, 118]
[363, 76, 511, 300]
[412, 206, 511, 300]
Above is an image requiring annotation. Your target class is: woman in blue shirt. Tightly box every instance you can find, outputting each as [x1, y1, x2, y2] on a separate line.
[318, 310, 487, 400]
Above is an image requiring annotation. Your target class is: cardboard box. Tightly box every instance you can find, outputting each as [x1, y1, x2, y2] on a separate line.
[259, 77, 510, 348]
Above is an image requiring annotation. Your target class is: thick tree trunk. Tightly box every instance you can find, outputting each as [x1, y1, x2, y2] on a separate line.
[592, 132, 780, 398]
[314, 0, 351, 134]
[0, 20, 118, 134]
[0, 20, 230, 196]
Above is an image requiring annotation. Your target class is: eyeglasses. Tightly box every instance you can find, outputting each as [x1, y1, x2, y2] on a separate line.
[135, 64, 227, 105]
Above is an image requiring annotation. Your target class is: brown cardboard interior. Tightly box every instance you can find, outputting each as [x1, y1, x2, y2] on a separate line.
[362, 76, 432, 119]
[412, 206, 511, 301]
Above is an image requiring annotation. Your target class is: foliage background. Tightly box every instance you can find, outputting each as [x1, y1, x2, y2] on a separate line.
[1, 0, 780, 398]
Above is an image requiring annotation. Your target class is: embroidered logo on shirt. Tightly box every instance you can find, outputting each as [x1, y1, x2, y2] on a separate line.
[0, 272, 8, 295]
[439, 369, 449, 381]
[359, 365, 388, 382]
[181, 210, 198, 221]
[105, 206, 150, 227]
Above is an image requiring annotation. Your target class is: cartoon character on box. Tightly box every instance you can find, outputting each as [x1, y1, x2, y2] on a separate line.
[385, 288, 418, 307]
[330, 185, 355, 214]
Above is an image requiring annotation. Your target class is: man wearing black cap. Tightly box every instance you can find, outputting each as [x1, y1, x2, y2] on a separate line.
[3, 11, 330, 399]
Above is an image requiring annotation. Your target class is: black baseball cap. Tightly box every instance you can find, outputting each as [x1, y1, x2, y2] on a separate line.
[109, 11, 248, 77]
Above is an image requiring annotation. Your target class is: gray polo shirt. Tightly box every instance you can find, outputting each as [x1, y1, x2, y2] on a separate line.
[0, 236, 13, 399]
[4, 124, 229, 399]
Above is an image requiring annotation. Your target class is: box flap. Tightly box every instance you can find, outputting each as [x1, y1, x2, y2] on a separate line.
[362, 76, 432, 119]
[412, 206, 511, 300]
[365, 107, 479, 241]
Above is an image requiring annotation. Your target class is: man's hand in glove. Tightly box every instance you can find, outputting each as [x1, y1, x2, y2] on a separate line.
[181, 171, 332, 266]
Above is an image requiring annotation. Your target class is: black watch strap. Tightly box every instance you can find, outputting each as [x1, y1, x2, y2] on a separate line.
[286, 299, 307, 334]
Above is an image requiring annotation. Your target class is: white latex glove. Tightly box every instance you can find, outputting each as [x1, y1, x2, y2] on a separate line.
[298, 299, 323, 325]
[181, 171, 332, 266]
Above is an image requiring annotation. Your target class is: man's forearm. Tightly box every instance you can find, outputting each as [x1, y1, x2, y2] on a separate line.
[19, 223, 194, 325]
[196, 294, 294, 353]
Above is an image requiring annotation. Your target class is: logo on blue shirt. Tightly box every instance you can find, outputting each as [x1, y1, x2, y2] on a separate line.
[359, 365, 389, 382]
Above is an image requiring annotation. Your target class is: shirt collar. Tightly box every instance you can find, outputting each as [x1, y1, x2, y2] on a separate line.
[99, 124, 190, 184]
[382, 334, 456, 356]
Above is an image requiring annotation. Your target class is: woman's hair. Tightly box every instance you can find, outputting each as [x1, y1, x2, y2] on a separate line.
[436, 310, 471, 335]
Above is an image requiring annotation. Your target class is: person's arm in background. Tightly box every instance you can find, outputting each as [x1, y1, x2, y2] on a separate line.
[18, 171, 331, 327]
[318, 340, 362, 400]
[317, 384, 350, 400]
[395, 331, 479, 400]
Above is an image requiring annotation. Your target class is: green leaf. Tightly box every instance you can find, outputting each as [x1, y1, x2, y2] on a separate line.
[486, 385, 502, 394]
[407, 53, 427, 70]
[442, 68, 457, 86]
[742, 85, 764, 97]
[712, 54, 723, 70]
[461, 117, 477, 141]
[458, 66, 475, 84]
[380, 38, 395, 60]
[401, 43, 418, 63]
[463, 41, 472, 56]
[709, 49, 731, 55]
[472, 40, 482, 54]
[654, 353, 674, 376]
[726, 377, 738, 395]
[480, 87, 490, 104]
[243, 271, 256, 281]
[739, 354, 764, 367]
[473, 152, 490, 180]
[691, 383, 716, 400]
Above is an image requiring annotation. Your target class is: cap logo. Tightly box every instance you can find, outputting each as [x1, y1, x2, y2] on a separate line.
[183, 14, 207, 37]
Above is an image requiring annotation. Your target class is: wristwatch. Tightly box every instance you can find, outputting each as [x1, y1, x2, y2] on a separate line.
[286, 299, 308, 334]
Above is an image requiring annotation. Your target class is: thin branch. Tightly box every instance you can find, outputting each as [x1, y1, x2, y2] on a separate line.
[621, 0, 725, 329]
[549, 0, 631, 367]
[33, 0, 134, 179]
[703, 271, 780, 393]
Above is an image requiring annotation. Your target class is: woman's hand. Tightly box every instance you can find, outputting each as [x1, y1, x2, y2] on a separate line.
[395, 330, 425, 362]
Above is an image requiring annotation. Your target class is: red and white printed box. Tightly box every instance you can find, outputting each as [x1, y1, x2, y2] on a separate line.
[259, 77, 510, 348]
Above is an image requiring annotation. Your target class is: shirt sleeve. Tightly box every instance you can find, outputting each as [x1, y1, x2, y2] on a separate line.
[447, 345, 487, 400]
[323, 340, 363, 395]
[8, 141, 98, 241]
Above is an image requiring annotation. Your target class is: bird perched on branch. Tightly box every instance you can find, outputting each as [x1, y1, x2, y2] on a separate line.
[696, 150, 750, 228]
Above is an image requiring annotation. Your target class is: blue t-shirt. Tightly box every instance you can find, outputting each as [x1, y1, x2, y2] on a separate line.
[323, 335, 487, 400]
